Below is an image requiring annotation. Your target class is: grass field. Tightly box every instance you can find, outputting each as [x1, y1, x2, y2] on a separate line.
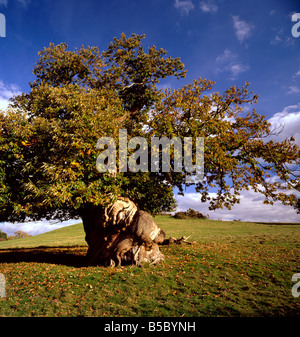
[0, 215, 300, 317]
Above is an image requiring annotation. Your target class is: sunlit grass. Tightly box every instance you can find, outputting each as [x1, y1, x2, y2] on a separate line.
[0, 215, 299, 317]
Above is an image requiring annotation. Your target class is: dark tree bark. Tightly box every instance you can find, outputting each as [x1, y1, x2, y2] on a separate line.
[79, 198, 166, 266]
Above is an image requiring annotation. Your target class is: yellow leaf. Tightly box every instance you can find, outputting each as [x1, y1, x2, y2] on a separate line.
[70, 161, 80, 168]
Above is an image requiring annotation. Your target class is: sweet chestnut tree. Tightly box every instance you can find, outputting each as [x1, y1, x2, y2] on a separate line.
[0, 34, 299, 265]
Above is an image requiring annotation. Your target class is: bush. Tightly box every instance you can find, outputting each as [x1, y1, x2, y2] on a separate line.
[173, 209, 209, 219]
[173, 211, 188, 219]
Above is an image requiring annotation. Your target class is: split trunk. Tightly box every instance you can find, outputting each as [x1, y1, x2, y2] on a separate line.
[79, 198, 166, 266]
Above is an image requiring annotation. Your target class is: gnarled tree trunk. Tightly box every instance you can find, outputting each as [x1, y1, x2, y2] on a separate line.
[79, 198, 166, 266]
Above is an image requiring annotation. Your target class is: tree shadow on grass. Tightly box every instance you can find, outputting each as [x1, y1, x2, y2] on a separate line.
[0, 246, 88, 268]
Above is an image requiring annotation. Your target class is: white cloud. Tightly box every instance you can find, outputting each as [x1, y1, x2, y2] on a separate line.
[0, 219, 80, 237]
[287, 85, 300, 95]
[215, 49, 249, 79]
[267, 102, 300, 146]
[176, 104, 300, 222]
[175, 189, 300, 222]
[295, 70, 300, 77]
[199, 1, 217, 13]
[270, 27, 295, 47]
[270, 35, 282, 45]
[230, 63, 250, 77]
[216, 48, 232, 63]
[0, 80, 21, 110]
[174, 0, 195, 16]
[232, 15, 254, 43]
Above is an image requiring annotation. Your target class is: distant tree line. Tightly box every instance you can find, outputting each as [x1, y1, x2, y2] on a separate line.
[0, 230, 30, 241]
[173, 208, 209, 220]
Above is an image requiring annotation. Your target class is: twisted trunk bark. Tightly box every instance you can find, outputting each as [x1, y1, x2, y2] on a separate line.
[79, 198, 166, 266]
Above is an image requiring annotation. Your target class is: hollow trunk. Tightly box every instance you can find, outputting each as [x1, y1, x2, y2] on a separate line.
[79, 198, 166, 266]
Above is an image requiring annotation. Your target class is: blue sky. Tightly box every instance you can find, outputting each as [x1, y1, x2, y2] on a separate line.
[0, 0, 300, 235]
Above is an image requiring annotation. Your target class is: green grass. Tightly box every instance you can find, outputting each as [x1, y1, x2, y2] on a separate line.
[0, 215, 300, 317]
[0, 222, 86, 249]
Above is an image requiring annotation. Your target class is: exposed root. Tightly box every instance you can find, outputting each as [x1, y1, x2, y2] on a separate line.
[161, 234, 195, 245]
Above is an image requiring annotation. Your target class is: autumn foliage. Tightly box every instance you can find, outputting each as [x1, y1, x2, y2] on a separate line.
[0, 33, 299, 237]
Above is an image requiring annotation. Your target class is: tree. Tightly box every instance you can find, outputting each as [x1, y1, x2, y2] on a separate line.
[0, 230, 7, 241]
[293, 183, 300, 214]
[295, 199, 300, 214]
[294, 197, 300, 214]
[151, 79, 299, 209]
[0, 33, 299, 265]
[173, 209, 208, 219]
[7, 231, 30, 240]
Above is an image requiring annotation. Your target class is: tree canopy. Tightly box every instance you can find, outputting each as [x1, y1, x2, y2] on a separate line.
[0, 33, 299, 224]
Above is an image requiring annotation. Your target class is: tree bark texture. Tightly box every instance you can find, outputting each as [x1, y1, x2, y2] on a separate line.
[80, 198, 166, 266]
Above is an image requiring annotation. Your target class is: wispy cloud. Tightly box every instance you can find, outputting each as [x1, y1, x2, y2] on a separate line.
[215, 49, 249, 79]
[270, 34, 282, 45]
[0, 0, 7, 7]
[232, 15, 254, 43]
[270, 27, 295, 47]
[174, 0, 195, 16]
[215, 48, 232, 63]
[230, 63, 249, 77]
[287, 85, 300, 95]
[199, 0, 218, 13]
[0, 80, 21, 110]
